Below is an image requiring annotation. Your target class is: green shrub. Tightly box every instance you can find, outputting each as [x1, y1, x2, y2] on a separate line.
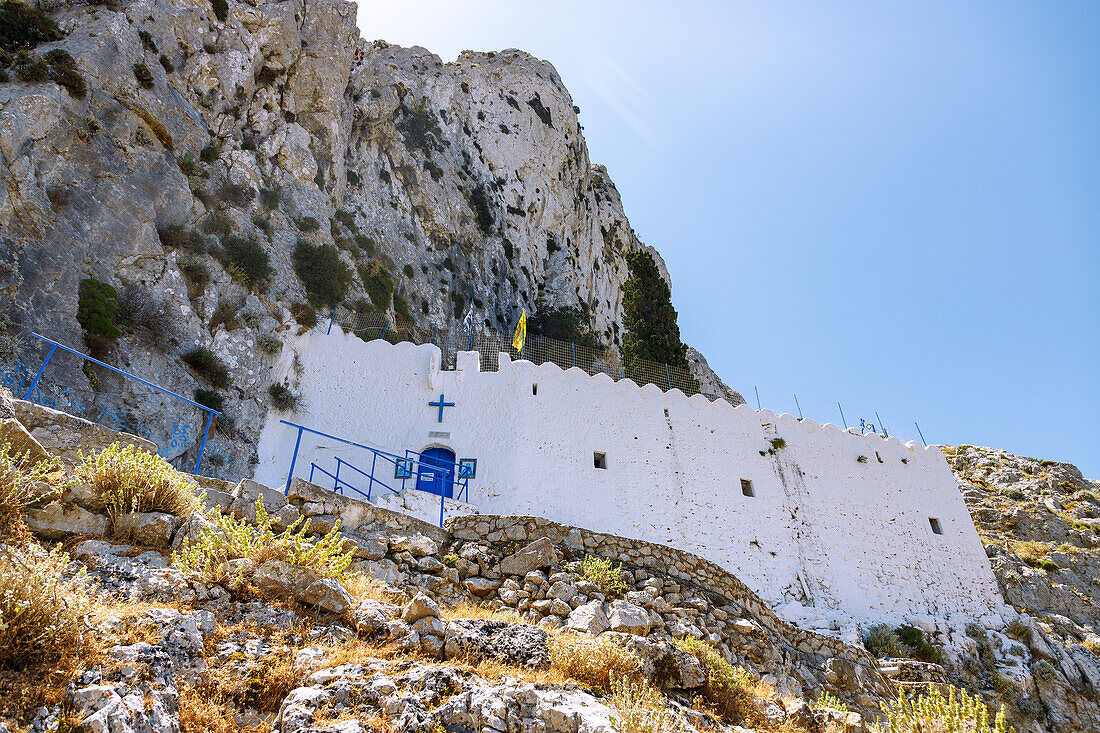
[209, 299, 240, 331]
[358, 261, 393, 310]
[137, 30, 157, 52]
[354, 234, 375, 256]
[77, 442, 201, 523]
[575, 555, 628, 597]
[529, 304, 595, 348]
[257, 333, 281, 355]
[259, 187, 280, 209]
[268, 383, 300, 411]
[549, 634, 642, 693]
[77, 277, 121, 347]
[1005, 618, 1032, 642]
[177, 151, 203, 177]
[402, 264, 414, 278]
[182, 346, 228, 387]
[199, 141, 220, 163]
[133, 62, 154, 89]
[468, 186, 494, 236]
[42, 48, 84, 98]
[811, 691, 848, 712]
[15, 54, 47, 82]
[177, 254, 210, 296]
[210, 0, 228, 23]
[172, 495, 354, 589]
[397, 99, 442, 155]
[194, 388, 224, 412]
[293, 241, 353, 307]
[502, 237, 514, 260]
[158, 54, 174, 73]
[159, 224, 205, 252]
[334, 209, 356, 230]
[881, 686, 1009, 733]
[218, 235, 272, 287]
[296, 216, 320, 232]
[393, 294, 411, 321]
[0, 0, 62, 55]
[292, 302, 317, 328]
[865, 624, 908, 658]
[621, 249, 689, 371]
[220, 182, 254, 207]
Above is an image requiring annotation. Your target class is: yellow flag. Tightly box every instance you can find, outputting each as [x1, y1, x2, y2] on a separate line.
[512, 308, 527, 352]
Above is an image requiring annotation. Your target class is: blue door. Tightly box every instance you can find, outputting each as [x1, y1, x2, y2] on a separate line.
[416, 447, 456, 498]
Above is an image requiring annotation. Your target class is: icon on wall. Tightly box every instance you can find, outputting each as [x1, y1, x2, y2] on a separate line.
[394, 458, 413, 479]
[458, 458, 477, 479]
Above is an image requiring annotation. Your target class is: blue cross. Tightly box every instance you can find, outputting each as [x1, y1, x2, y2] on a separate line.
[429, 394, 455, 423]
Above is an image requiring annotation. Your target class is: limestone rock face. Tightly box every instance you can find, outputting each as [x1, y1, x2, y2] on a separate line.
[0, 0, 734, 479]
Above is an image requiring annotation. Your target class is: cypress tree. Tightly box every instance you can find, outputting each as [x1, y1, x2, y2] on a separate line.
[620, 249, 688, 370]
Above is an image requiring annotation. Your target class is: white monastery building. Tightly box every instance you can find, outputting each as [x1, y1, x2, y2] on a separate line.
[254, 327, 1008, 635]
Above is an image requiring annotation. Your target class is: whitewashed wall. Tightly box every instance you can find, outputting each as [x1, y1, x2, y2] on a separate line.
[254, 327, 1006, 629]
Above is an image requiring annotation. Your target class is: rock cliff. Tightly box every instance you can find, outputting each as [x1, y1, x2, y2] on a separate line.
[0, 0, 736, 478]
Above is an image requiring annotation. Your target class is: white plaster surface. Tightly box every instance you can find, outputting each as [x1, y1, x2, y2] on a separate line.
[254, 327, 1007, 629]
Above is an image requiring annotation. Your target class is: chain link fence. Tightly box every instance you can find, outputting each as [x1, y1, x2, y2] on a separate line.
[329, 305, 721, 401]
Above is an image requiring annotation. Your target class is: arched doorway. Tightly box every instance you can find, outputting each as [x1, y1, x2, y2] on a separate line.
[416, 446, 456, 498]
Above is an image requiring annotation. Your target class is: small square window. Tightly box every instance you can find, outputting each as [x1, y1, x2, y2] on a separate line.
[593, 451, 607, 469]
[458, 458, 477, 479]
[394, 459, 413, 480]
[740, 479, 754, 497]
[532, 383, 538, 395]
[929, 517, 943, 535]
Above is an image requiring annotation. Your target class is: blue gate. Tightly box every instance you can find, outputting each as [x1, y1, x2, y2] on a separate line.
[416, 447, 456, 498]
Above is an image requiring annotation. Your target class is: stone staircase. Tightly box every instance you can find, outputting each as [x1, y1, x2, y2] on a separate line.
[370, 487, 479, 527]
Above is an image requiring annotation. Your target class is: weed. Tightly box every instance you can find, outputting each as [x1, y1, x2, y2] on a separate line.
[138, 30, 157, 52]
[268, 383, 300, 411]
[77, 443, 201, 525]
[857, 455, 869, 463]
[172, 496, 354, 589]
[209, 298, 241, 331]
[181, 346, 229, 387]
[159, 54, 173, 72]
[403, 264, 414, 278]
[0, 0, 62, 55]
[674, 635, 764, 726]
[199, 141, 220, 163]
[78, 277, 120, 355]
[177, 151, 203, 177]
[159, 225, 205, 253]
[811, 691, 848, 712]
[257, 333, 281, 355]
[0, 444, 64, 546]
[880, 686, 1010, 733]
[194, 388, 224, 412]
[296, 216, 320, 232]
[259, 186, 280, 209]
[1005, 618, 1031, 642]
[177, 254, 210, 297]
[133, 62, 154, 88]
[607, 674, 686, 733]
[574, 555, 628, 597]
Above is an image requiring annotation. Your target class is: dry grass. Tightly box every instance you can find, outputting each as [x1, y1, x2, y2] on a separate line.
[0, 443, 65, 546]
[549, 633, 644, 693]
[608, 674, 690, 733]
[443, 600, 529, 625]
[76, 443, 201, 533]
[675, 635, 771, 728]
[179, 685, 257, 733]
[343, 574, 396, 604]
[0, 546, 106, 725]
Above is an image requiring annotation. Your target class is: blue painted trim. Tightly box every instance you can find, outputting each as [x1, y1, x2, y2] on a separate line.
[23, 344, 56, 400]
[194, 410, 214, 474]
[428, 393, 454, 422]
[284, 425, 304, 495]
[326, 304, 338, 335]
[27, 334, 222, 414]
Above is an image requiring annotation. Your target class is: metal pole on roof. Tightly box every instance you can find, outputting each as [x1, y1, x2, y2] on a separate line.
[876, 411, 888, 438]
[754, 386, 761, 410]
[915, 422, 927, 445]
[837, 402, 848, 429]
[794, 394, 803, 419]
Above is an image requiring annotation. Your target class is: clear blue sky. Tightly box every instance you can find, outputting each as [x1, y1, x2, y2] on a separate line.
[358, 1, 1099, 477]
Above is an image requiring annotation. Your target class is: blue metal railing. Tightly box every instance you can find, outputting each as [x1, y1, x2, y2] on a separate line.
[21, 333, 221, 474]
[281, 419, 471, 526]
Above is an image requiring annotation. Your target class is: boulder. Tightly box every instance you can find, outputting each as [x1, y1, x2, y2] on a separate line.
[402, 592, 441, 623]
[607, 599, 651, 635]
[0, 418, 52, 464]
[113, 511, 180, 547]
[462, 576, 501, 597]
[171, 512, 219, 550]
[390, 532, 439, 558]
[299, 578, 354, 614]
[601, 632, 705, 689]
[444, 618, 551, 667]
[351, 599, 401, 635]
[25, 502, 108, 540]
[500, 537, 562, 576]
[566, 600, 610, 636]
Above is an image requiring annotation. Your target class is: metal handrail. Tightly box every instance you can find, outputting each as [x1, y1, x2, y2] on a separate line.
[280, 419, 473, 526]
[23, 333, 221, 474]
